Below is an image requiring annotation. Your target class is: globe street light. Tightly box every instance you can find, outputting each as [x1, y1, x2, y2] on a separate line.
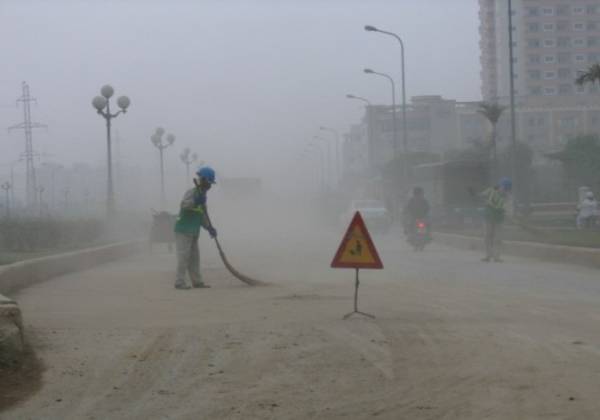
[92, 84, 130, 218]
[180, 147, 202, 183]
[346, 94, 374, 173]
[365, 25, 408, 155]
[151, 127, 176, 209]
[319, 126, 341, 186]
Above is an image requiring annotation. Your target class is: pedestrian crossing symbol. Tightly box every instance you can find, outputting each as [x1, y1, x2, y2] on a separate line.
[331, 212, 383, 269]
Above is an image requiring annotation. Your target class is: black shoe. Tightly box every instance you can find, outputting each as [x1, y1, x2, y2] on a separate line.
[192, 283, 211, 289]
[175, 283, 191, 290]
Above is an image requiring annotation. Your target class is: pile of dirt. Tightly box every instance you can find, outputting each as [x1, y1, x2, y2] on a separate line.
[0, 332, 44, 411]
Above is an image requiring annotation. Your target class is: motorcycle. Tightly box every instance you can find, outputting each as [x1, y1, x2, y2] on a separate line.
[408, 219, 431, 251]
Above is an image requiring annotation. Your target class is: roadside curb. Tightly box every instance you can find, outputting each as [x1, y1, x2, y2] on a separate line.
[435, 232, 600, 269]
[0, 240, 147, 296]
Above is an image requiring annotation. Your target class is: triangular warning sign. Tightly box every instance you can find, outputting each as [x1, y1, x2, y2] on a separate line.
[331, 211, 383, 269]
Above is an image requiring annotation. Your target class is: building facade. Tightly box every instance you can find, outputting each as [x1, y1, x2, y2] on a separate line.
[479, 0, 600, 151]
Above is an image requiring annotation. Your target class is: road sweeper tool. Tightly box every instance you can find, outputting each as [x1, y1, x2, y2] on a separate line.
[194, 179, 265, 286]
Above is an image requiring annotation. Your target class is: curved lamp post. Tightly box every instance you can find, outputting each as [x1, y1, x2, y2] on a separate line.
[365, 25, 408, 154]
[364, 68, 398, 158]
[92, 85, 130, 218]
[347, 94, 374, 172]
[151, 127, 176, 209]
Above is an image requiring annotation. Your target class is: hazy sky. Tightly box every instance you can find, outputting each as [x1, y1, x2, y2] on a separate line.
[0, 0, 480, 184]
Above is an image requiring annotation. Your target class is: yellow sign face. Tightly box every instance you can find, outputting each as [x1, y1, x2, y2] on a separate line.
[331, 212, 383, 269]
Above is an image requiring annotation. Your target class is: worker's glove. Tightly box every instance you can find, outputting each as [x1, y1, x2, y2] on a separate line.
[207, 226, 217, 238]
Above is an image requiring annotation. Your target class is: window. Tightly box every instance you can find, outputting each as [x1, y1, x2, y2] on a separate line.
[558, 68, 572, 79]
[588, 37, 599, 46]
[543, 23, 555, 31]
[529, 54, 541, 64]
[528, 22, 540, 32]
[544, 39, 556, 47]
[589, 53, 600, 62]
[526, 7, 539, 17]
[587, 5, 598, 15]
[543, 7, 555, 16]
[559, 84, 573, 94]
[544, 71, 557, 79]
[587, 21, 598, 31]
[544, 55, 556, 63]
[573, 6, 585, 15]
[558, 52, 571, 63]
[528, 38, 541, 48]
[530, 86, 542, 95]
[573, 38, 586, 47]
[544, 86, 557, 95]
[529, 70, 541, 80]
[557, 21, 569, 31]
[574, 22, 585, 31]
[557, 37, 571, 47]
[576, 85, 586, 94]
[575, 54, 586, 63]
[556, 5, 569, 16]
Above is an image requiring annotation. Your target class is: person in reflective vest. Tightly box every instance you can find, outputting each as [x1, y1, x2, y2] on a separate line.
[481, 177, 511, 262]
[173, 167, 217, 290]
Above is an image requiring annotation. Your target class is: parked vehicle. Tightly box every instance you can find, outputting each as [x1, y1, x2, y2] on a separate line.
[340, 200, 392, 234]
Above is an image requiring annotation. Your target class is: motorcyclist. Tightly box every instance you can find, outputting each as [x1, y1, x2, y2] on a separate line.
[403, 187, 431, 238]
[577, 191, 598, 229]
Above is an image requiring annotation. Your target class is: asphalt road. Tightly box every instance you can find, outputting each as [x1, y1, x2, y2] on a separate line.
[4, 224, 600, 419]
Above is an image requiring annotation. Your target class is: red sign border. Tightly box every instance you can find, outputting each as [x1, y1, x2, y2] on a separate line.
[331, 211, 383, 269]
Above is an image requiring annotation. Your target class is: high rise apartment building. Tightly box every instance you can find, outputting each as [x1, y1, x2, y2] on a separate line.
[481, 0, 600, 100]
[479, 0, 600, 151]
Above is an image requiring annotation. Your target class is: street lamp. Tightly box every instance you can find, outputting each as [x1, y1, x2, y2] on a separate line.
[364, 25, 408, 155]
[364, 68, 399, 158]
[319, 126, 341, 185]
[180, 147, 201, 182]
[1, 182, 10, 218]
[92, 84, 130, 218]
[346, 94, 374, 173]
[313, 135, 332, 188]
[306, 143, 326, 191]
[151, 127, 176, 209]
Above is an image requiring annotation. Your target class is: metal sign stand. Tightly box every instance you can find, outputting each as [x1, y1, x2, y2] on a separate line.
[343, 268, 375, 320]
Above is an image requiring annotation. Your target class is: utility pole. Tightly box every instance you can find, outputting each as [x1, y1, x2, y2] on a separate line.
[8, 82, 47, 209]
[508, 0, 518, 210]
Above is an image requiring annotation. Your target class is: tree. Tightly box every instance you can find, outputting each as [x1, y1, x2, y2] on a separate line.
[576, 63, 600, 86]
[477, 102, 506, 179]
[547, 134, 600, 193]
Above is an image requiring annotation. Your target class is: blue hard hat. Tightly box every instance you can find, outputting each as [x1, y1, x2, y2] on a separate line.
[196, 166, 216, 184]
[499, 177, 512, 190]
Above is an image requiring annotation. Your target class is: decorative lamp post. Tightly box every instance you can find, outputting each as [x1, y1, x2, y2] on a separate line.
[151, 127, 176, 209]
[92, 85, 130, 218]
[180, 147, 200, 182]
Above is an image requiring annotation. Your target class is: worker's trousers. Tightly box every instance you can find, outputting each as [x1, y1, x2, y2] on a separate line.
[175, 232, 203, 287]
[484, 220, 503, 259]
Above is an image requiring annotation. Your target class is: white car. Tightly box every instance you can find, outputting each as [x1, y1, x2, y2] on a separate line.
[340, 199, 392, 234]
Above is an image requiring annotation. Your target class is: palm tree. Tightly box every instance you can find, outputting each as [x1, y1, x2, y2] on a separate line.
[477, 102, 506, 179]
[576, 63, 600, 86]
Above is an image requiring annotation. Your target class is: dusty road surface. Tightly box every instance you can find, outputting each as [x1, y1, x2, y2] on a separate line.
[4, 214, 600, 419]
